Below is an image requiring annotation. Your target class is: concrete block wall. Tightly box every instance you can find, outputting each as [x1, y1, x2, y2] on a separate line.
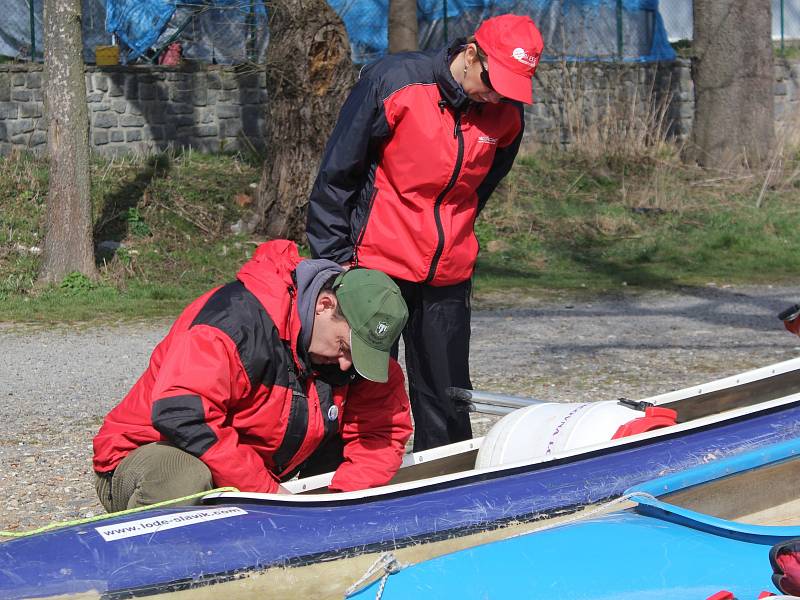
[525, 59, 694, 148]
[525, 57, 800, 149]
[774, 58, 800, 132]
[0, 64, 267, 156]
[0, 66, 46, 153]
[2, 59, 800, 157]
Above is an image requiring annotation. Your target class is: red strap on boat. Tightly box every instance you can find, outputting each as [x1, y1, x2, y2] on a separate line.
[611, 407, 678, 439]
[770, 538, 800, 595]
[780, 304, 800, 336]
[704, 590, 776, 599]
[703, 590, 775, 599]
[785, 317, 800, 336]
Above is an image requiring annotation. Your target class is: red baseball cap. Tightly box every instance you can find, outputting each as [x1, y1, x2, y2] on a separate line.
[474, 15, 544, 104]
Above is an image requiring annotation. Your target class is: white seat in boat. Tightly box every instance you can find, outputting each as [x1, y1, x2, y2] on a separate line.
[475, 401, 647, 469]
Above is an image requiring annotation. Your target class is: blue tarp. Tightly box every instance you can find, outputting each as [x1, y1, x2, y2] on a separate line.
[106, 0, 268, 61]
[1, 0, 672, 66]
[106, 0, 176, 59]
[0, 1, 267, 64]
[329, 0, 676, 63]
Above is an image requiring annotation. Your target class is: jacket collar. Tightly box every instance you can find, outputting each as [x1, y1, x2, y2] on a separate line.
[237, 240, 306, 370]
[435, 39, 471, 111]
[294, 259, 344, 356]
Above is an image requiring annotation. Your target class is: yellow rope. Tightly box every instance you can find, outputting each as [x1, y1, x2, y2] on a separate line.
[0, 486, 240, 538]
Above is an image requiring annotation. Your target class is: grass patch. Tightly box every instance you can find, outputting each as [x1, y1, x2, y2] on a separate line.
[2, 142, 800, 323]
[475, 147, 800, 294]
[0, 150, 265, 322]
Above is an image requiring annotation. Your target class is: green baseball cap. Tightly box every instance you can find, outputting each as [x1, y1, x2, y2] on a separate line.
[334, 269, 408, 383]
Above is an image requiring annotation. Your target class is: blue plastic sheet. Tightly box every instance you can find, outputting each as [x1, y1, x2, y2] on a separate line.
[166, 1, 269, 64]
[106, 0, 176, 59]
[105, 0, 268, 62]
[329, 0, 676, 64]
[1, 0, 672, 65]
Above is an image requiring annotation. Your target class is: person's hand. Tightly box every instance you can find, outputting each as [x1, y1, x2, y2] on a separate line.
[339, 262, 351, 271]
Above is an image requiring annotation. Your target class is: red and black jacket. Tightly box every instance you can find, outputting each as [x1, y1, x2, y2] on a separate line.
[306, 41, 524, 286]
[93, 240, 412, 493]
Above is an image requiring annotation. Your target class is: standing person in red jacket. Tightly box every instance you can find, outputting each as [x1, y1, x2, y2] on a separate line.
[93, 240, 411, 511]
[306, 15, 543, 451]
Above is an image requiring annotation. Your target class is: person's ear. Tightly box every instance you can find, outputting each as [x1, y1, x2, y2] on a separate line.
[315, 290, 337, 315]
[464, 43, 478, 66]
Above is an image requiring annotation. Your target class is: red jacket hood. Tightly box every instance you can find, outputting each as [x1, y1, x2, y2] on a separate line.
[236, 239, 302, 346]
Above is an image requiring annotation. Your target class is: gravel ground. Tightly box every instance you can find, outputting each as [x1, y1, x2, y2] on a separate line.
[2, 283, 800, 534]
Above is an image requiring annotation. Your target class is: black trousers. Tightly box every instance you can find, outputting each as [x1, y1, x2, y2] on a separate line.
[393, 279, 473, 452]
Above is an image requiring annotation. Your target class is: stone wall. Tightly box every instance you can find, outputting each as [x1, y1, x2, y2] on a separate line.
[526, 57, 800, 150]
[2, 59, 800, 157]
[774, 59, 800, 130]
[525, 59, 693, 149]
[0, 64, 267, 156]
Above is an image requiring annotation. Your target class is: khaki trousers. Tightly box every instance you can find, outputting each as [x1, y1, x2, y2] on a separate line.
[95, 442, 213, 513]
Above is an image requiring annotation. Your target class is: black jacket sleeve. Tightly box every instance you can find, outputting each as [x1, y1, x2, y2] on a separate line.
[475, 102, 524, 216]
[306, 73, 390, 263]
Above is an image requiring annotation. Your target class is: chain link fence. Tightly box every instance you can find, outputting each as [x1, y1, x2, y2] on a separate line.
[6, 0, 800, 66]
[337, 0, 800, 64]
[333, 0, 677, 64]
[109, 1, 268, 64]
[659, 0, 800, 43]
[777, 0, 800, 43]
[1, 1, 268, 65]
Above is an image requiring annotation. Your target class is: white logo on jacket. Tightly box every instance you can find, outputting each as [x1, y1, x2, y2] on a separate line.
[478, 135, 498, 145]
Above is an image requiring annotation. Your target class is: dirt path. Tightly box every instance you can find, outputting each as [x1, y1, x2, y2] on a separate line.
[2, 284, 799, 533]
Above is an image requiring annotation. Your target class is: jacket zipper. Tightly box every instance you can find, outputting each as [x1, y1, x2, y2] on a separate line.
[353, 186, 379, 267]
[286, 285, 306, 378]
[274, 360, 310, 477]
[425, 109, 464, 283]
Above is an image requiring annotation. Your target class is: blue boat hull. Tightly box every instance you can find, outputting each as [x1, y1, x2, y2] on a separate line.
[348, 439, 800, 599]
[3, 401, 800, 598]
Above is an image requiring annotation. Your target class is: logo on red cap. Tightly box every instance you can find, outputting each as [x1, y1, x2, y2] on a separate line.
[512, 47, 539, 68]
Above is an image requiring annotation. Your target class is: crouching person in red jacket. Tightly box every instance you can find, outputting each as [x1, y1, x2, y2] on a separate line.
[93, 240, 411, 512]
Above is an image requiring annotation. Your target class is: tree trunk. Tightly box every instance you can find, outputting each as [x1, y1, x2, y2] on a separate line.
[692, 0, 774, 169]
[40, 0, 96, 284]
[254, 0, 356, 242]
[389, 0, 419, 53]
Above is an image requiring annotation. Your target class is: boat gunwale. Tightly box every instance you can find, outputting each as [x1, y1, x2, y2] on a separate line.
[204, 392, 800, 507]
[632, 495, 800, 543]
[204, 356, 800, 505]
[624, 436, 800, 542]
